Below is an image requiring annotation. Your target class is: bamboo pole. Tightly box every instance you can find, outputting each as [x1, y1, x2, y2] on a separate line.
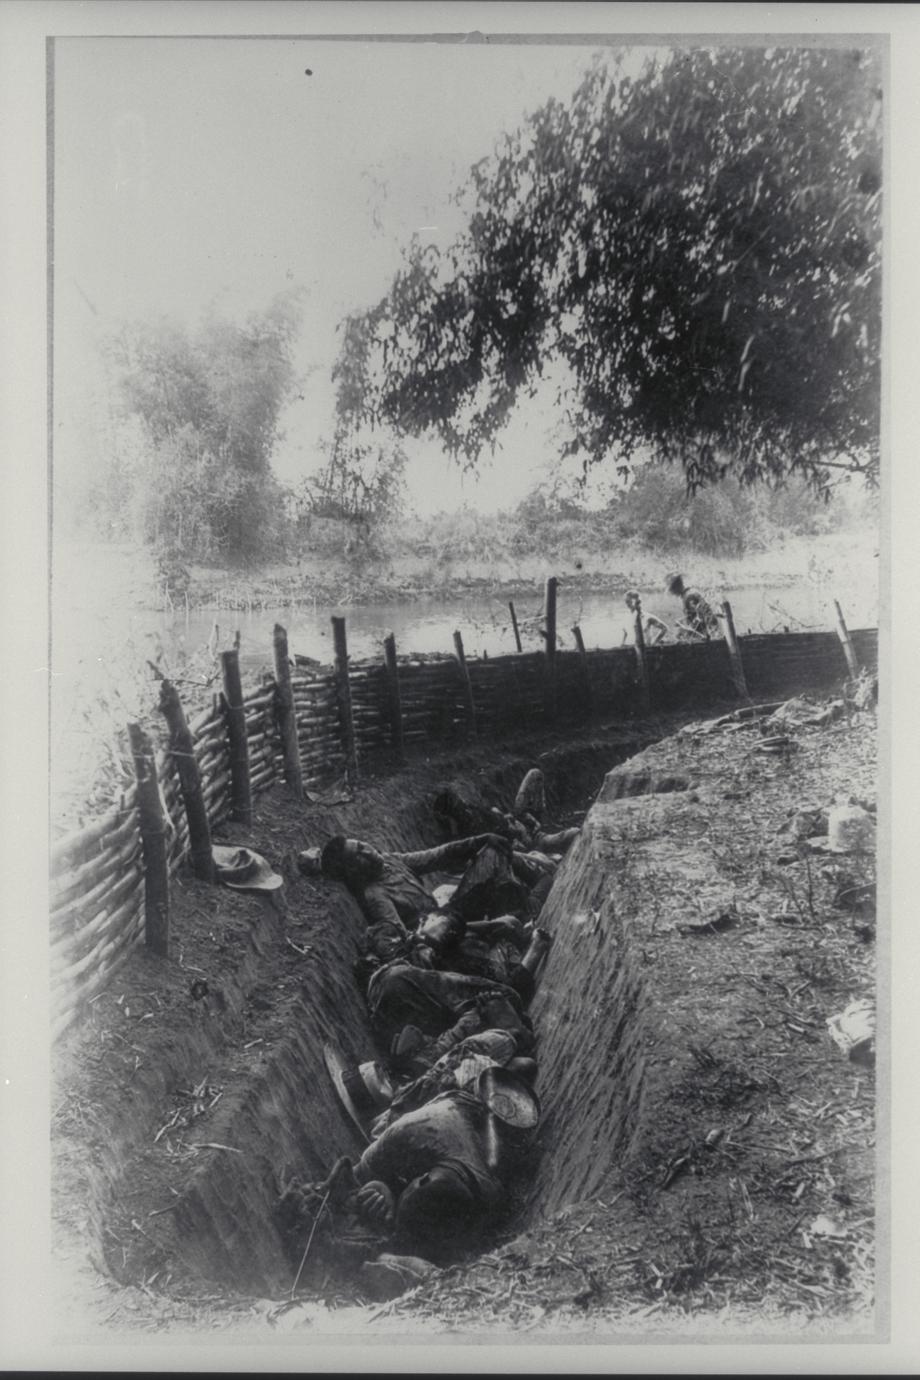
[452, 630, 478, 738]
[128, 722, 171, 957]
[508, 600, 523, 653]
[632, 612, 651, 715]
[273, 624, 304, 800]
[572, 623, 594, 716]
[332, 616, 359, 785]
[720, 600, 750, 700]
[220, 648, 253, 826]
[158, 680, 215, 882]
[833, 599, 860, 679]
[543, 576, 558, 721]
[382, 631, 406, 760]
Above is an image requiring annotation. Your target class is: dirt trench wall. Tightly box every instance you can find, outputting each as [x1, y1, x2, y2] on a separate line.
[527, 806, 649, 1217]
[527, 757, 706, 1218]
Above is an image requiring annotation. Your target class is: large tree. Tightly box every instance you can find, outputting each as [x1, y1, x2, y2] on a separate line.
[334, 46, 882, 492]
[104, 291, 302, 563]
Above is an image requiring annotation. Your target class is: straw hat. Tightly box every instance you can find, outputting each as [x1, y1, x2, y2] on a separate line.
[323, 1042, 393, 1141]
[476, 1066, 541, 1129]
[212, 845, 284, 891]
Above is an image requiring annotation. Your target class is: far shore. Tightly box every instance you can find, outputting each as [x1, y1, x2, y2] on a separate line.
[60, 526, 876, 615]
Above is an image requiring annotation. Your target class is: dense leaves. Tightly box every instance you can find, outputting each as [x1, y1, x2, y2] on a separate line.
[334, 47, 882, 490]
[104, 292, 302, 564]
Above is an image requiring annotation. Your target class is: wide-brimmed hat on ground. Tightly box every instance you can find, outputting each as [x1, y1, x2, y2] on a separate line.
[476, 1065, 541, 1129]
[212, 845, 284, 891]
[323, 1042, 393, 1141]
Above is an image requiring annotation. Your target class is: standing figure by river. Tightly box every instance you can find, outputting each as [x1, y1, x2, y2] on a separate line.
[624, 590, 669, 646]
[665, 573, 722, 640]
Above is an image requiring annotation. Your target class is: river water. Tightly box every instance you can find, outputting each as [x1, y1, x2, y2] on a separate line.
[156, 580, 876, 678]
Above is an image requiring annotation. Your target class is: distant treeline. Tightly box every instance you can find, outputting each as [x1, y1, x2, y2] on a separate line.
[67, 294, 875, 582]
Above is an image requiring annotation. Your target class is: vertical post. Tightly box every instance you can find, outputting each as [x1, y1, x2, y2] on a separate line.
[508, 600, 523, 653]
[273, 623, 304, 800]
[383, 631, 405, 761]
[453, 630, 478, 738]
[834, 599, 860, 680]
[543, 576, 558, 722]
[633, 612, 651, 715]
[572, 624, 594, 717]
[720, 601, 749, 701]
[220, 648, 253, 826]
[332, 615, 359, 785]
[158, 680, 215, 881]
[128, 723, 171, 957]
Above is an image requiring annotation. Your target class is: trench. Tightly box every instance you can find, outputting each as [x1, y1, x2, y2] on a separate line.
[71, 728, 708, 1301]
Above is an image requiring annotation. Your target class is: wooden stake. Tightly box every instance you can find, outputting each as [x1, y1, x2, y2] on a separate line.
[508, 600, 523, 653]
[720, 601, 749, 701]
[273, 624, 304, 800]
[833, 599, 860, 679]
[332, 616, 359, 784]
[572, 624, 593, 716]
[633, 611, 651, 715]
[453, 630, 478, 738]
[543, 576, 558, 721]
[220, 648, 253, 826]
[128, 722, 170, 956]
[383, 631, 405, 760]
[158, 680, 215, 882]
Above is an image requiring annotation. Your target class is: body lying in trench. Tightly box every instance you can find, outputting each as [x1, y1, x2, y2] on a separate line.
[278, 769, 571, 1299]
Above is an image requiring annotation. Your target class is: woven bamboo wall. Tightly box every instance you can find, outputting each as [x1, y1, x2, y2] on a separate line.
[49, 623, 878, 1038]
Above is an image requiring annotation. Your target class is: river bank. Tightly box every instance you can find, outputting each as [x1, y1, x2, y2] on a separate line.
[181, 527, 878, 614]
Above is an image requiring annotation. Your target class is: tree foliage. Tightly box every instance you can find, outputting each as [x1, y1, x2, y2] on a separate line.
[104, 292, 302, 564]
[300, 429, 408, 525]
[334, 46, 881, 491]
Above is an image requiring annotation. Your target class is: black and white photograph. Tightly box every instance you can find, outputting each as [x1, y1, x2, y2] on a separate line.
[4, 0, 918, 1370]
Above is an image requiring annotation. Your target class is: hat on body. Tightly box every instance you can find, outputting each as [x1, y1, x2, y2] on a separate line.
[476, 1065, 541, 1129]
[212, 845, 284, 891]
[323, 1042, 393, 1142]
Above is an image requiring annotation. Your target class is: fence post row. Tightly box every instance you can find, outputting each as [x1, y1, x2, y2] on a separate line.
[383, 631, 406, 760]
[273, 623, 305, 800]
[332, 615, 359, 786]
[833, 599, 861, 680]
[632, 611, 652, 716]
[543, 576, 558, 722]
[720, 600, 750, 701]
[158, 678, 215, 882]
[128, 721, 171, 957]
[220, 648, 253, 826]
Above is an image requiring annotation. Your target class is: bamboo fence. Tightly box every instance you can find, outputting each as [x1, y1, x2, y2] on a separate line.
[49, 601, 877, 1041]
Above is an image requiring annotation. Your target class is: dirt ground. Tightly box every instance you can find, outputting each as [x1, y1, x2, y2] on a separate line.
[50, 694, 878, 1343]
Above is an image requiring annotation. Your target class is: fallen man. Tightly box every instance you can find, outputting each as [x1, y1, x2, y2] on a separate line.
[360, 957, 539, 1071]
[280, 1070, 540, 1284]
[305, 833, 553, 964]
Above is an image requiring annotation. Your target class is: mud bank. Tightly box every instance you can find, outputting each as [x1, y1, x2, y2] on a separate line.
[52, 700, 877, 1336]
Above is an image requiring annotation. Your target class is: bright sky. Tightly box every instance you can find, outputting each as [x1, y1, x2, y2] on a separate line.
[53, 36, 652, 515]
